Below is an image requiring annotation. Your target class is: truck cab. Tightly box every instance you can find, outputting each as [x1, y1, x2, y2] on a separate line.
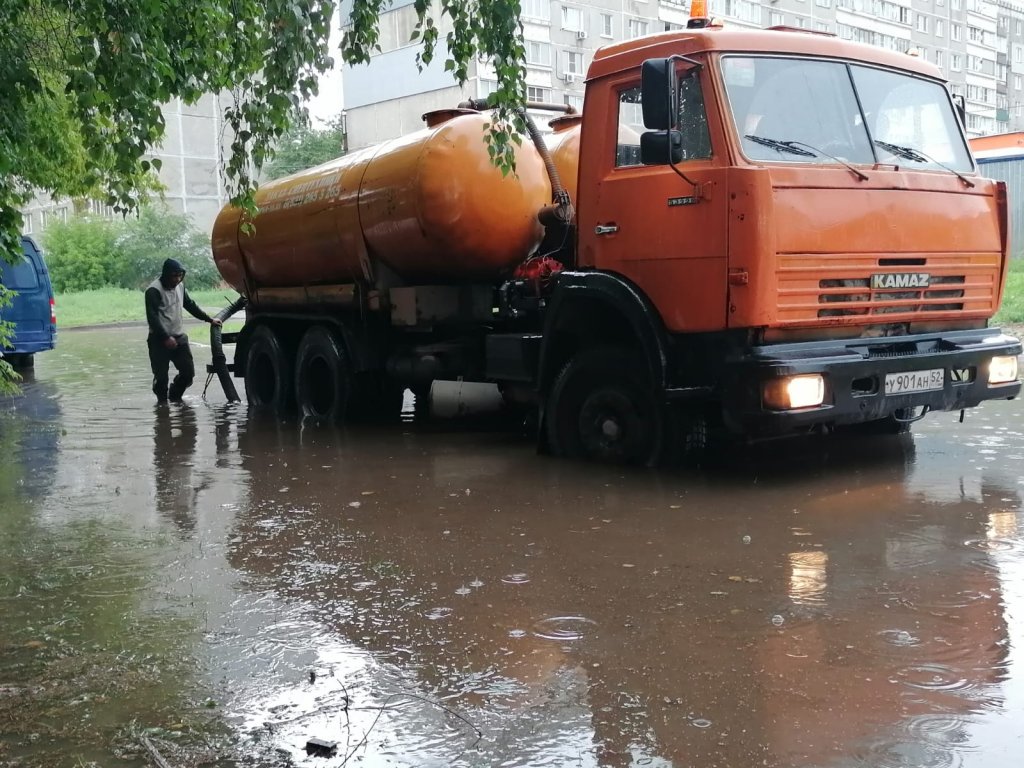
[538, 24, 1020, 455]
[1, 236, 57, 370]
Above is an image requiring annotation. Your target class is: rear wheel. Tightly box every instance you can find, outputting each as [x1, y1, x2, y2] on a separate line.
[546, 347, 663, 465]
[244, 325, 294, 415]
[294, 325, 355, 424]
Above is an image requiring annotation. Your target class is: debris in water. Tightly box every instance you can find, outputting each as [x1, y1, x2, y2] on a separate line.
[742, 535, 752, 544]
[771, 614, 785, 627]
[348, 501, 361, 508]
[141, 737, 174, 768]
[305, 738, 338, 758]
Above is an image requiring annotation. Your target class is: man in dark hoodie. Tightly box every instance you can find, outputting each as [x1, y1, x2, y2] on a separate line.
[145, 258, 221, 403]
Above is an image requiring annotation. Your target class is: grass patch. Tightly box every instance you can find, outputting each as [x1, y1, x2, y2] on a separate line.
[57, 287, 243, 329]
[994, 258, 1024, 326]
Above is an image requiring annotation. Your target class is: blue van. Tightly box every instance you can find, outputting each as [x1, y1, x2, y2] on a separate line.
[1, 236, 56, 369]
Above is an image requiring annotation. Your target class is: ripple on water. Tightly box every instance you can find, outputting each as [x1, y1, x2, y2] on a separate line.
[879, 629, 921, 647]
[532, 616, 596, 642]
[894, 663, 972, 693]
[963, 538, 1021, 554]
[501, 573, 530, 585]
[850, 713, 977, 768]
[424, 607, 453, 621]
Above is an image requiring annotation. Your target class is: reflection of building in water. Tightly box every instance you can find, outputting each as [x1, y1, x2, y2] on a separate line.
[226, 426, 1014, 767]
[153, 404, 199, 536]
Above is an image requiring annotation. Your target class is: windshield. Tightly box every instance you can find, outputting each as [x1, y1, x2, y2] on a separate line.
[721, 55, 972, 173]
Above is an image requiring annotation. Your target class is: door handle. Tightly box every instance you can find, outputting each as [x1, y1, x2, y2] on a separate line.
[595, 224, 619, 236]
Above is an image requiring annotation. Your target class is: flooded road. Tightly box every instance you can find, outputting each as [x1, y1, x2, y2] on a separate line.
[2, 326, 1023, 767]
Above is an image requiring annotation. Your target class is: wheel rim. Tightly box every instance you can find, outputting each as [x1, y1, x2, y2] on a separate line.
[303, 355, 335, 418]
[577, 388, 652, 463]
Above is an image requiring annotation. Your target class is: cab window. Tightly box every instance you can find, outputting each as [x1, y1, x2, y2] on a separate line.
[615, 70, 712, 167]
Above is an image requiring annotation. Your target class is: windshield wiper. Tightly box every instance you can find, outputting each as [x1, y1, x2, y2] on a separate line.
[873, 140, 975, 188]
[744, 135, 868, 180]
[744, 134, 816, 157]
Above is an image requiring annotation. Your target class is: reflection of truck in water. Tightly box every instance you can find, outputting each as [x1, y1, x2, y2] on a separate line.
[212, 17, 1021, 464]
[1, 237, 57, 370]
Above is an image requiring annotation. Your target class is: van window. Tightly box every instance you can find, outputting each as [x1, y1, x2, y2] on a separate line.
[616, 71, 712, 167]
[0, 256, 40, 290]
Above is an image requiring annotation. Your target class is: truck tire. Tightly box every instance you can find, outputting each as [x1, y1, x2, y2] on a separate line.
[846, 408, 914, 436]
[244, 325, 294, 415]
[294, 325, 355, 424]
[546, 347, 664, 465]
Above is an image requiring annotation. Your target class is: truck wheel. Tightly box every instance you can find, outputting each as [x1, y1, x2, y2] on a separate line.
[245, 325, 294, 415]
[294, 325, 354, 424]
[546, 347, 664, 465]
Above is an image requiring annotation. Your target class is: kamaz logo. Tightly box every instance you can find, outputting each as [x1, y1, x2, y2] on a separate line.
[871, 273, 931, 290]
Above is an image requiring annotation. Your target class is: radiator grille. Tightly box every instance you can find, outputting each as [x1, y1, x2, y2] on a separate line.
[817, 275, 966, 318]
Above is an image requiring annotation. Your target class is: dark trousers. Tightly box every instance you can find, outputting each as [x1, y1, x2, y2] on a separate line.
[148, 334, 195, 401]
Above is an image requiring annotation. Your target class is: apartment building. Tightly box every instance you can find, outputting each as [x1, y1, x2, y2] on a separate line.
[341, 0, 1024, 149]
[20, 95, 229, 239]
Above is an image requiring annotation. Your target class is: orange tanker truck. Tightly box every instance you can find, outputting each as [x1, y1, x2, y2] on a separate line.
[210, 17, 1021, 465]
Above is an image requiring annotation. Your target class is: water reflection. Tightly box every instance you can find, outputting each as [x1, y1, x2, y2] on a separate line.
[221, 422, 1018, 767]
[153, 403, 199, 535]
[1, 329, 1022, 768]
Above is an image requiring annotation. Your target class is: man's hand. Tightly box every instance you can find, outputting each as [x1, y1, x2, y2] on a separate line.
[163, 336, 178, 350]
[210, 319, 223, 327]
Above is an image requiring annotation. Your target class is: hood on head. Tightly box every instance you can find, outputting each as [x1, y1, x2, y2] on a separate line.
[161, 258, 186, 279]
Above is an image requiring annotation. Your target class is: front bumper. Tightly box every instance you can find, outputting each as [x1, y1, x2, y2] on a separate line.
[722, 328, 1022, 437]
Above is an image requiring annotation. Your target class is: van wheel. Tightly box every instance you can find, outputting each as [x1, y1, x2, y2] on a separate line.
[546, 347, 663, 465]
[5, 353, 34, 370]
[244, 325, 294, 415]
[294, 326, 355, 424]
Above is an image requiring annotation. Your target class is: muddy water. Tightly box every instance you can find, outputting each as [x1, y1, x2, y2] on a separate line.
[1, 327, 1023, 767]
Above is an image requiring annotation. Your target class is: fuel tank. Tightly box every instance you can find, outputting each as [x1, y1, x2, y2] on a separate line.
[212, 110, 575, 295]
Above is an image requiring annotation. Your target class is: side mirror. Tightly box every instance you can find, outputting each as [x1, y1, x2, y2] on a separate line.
[642, 58, 677, 130]
[640, 131, 684, 165]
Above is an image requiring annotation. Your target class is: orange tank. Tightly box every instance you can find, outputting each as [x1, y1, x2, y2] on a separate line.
[212, 110, 559, 295]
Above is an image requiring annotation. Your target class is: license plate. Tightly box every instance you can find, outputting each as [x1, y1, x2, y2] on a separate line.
[884, 368, 944, 395]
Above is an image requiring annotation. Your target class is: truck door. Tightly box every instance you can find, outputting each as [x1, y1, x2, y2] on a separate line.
[578, 66, 730, 333]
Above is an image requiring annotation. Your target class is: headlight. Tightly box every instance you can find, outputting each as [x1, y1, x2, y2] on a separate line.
[988, 355, 1019, 386]
[762, 374, 826, 410]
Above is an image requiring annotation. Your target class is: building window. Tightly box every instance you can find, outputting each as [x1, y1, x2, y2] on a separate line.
[1018, 20, 1023, 36]
[935, 20, 944, 38]
[899, 7, 910, 25]
[815, 0, 830, 6]
[20, 214, 31, 235]
[561, 6, 583, 32]
[951, 54, 962, 71]
[565, 50, 584, 75]
[1016, 45, 1024, 65]
[527, 86, 549, 102]
[917, 15, 928, 34]
[770, 11, 784, 26]
[934, 50, 943, 68]
[602, 13, 613, 38]
[816, 21, 830, 32]
[526, 41, 552, 67]
[951, 24, 961, 42]
[627, 18, 648, 39]
[565, 93, 583, 111]
[952, 0, 961, 9]
[794, 16, 807, 28]
[522, 0, 550, 21]
[1016, 74, 1022, 90]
